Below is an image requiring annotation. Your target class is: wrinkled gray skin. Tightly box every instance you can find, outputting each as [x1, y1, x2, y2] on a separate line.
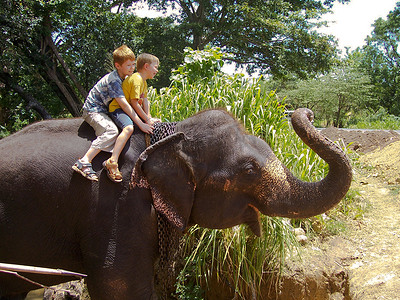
[0, 108, 352, 299]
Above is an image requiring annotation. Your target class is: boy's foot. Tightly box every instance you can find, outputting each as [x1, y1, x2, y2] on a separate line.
[72, 159, 98, 181]
[103, 158, 123, 183]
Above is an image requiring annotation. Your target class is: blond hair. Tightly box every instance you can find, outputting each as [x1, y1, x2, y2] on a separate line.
[136, 53, 159, 71]
[113, 45, 135, 66]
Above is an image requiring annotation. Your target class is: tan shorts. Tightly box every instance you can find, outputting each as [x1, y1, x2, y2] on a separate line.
[83, 111, 119, 153]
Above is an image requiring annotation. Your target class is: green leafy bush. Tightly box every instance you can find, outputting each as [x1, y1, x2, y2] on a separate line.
[348, 107, 400, 130]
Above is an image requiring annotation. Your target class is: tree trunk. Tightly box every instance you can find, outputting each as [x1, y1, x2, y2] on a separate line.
[44, 35, 87, 100]
[44, 65, 82, 117]
[40, 16, 85, 117]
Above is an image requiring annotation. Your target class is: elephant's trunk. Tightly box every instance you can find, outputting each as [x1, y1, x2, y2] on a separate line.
[262, 108, 352, 218]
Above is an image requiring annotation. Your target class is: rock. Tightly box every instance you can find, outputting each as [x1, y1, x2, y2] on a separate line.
[296, 234, 308, 245]
[294, 227, 306, 236]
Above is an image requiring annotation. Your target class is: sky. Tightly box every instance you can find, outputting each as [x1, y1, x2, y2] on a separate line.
[320, 0, 398, 52]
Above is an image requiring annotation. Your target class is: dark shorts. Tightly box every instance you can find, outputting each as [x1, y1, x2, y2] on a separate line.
[109, 108, 133, 130]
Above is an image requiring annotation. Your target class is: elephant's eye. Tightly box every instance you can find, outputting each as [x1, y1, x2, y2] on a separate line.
[245, 166, 255, 175]
[243, 162, 258, 176]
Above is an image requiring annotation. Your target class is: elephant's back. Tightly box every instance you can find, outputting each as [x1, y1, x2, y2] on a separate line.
[0, 117, 145, 189]
[0, 118, 95, 198]
[0, 119, 95, 279]
[0, 118, 94, 161]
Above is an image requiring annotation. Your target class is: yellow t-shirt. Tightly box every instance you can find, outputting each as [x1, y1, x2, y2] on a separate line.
[108, 73, 147, 112]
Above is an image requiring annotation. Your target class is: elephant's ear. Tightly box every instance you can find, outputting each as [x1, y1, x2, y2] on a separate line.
[131, 132, 195, 231]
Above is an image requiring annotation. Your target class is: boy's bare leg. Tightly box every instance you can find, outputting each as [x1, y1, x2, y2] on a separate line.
[103, 125, 134, 182]
[81, 148, 101, 163]
[111, 125, 134, 163]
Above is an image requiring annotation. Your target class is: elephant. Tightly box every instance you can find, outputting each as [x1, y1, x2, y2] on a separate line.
[0, 108, 352, 299]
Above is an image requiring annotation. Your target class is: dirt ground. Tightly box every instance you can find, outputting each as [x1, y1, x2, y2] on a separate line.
[272, 128, 400, 300]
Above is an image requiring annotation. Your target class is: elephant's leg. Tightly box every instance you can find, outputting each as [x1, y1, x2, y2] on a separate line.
[85, 266, 157, 300]
[82, 241, 159, 299]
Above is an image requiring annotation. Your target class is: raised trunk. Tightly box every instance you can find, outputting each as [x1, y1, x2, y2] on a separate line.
[267, 108, 352, 218]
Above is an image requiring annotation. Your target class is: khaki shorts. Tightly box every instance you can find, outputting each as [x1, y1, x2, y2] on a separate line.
[83, 111, 119, 153]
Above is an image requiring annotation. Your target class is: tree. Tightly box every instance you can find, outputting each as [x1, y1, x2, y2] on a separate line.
[1, 0, 86, 118]
[272, 56, 374, 127]
[0, 0, 186, 132]
[360, 3, 400, 115]
[123, 0, 349, 78]
[128, 16, 187, 88]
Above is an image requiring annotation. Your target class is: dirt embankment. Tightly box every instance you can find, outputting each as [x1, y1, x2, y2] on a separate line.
[320, 127, 400, 155]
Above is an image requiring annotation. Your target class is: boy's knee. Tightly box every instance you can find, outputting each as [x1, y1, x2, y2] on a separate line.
[124, 125, 134, 135]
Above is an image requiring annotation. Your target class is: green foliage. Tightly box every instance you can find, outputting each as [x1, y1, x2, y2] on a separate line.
[171, 47, 227, 84]
[348, 107, 400, 130]
[131, 16, 187, 89]
[126, 0, 347, 78]
[261, 1, 400, 124]
[273, 129, 329, 181]
[56, 1, 185, 90]
[1, 0, 358, 131]
[177, 219, 296, 299]
[0, 0, 186, 129]
[265, 55, 375, 128]
[176, 266, 205, 300]
[360, 3, 400, 115]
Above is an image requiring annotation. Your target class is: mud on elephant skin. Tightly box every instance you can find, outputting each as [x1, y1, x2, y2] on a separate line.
[0, 108, 352, 299]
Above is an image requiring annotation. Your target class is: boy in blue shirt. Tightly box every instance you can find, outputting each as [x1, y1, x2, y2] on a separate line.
[72, 45, 153, 182]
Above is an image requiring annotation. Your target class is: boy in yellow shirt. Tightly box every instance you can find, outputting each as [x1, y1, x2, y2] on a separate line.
[107, 53, 160, 180]
[121, 53, 160, 125]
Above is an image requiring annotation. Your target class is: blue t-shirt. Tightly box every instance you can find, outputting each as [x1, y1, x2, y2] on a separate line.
[83, 70, 125, 113]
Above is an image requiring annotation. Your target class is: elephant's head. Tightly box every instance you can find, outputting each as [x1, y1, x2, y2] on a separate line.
[131, 108, 352, 236]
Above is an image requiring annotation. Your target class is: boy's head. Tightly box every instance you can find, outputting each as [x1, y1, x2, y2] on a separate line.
[136, 53, 159, 72]
[113, 45, 135, 66]
[113, 45, 136, 78]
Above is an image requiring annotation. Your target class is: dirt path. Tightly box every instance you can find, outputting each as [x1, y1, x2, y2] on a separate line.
[348, 143, 400, 299]
[349, 176, 400, 299]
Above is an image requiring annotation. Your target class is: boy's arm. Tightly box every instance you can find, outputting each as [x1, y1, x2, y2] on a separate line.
[143, 98, 161, 123]
[142, 97, 150, 118]
[114, 97, 153, 134]
[131, 99, 152, 123]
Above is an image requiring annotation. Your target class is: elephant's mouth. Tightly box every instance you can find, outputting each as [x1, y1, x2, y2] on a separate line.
[246, 204, 262, 236]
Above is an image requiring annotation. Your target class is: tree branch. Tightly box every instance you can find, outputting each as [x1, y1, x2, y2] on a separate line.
[45, 35, 88, 100]
[0, 71, 52, 120]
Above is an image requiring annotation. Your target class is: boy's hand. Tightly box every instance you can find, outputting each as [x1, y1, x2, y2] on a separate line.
[139, 123, 154, 134]
[146, 118, 161, 126]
